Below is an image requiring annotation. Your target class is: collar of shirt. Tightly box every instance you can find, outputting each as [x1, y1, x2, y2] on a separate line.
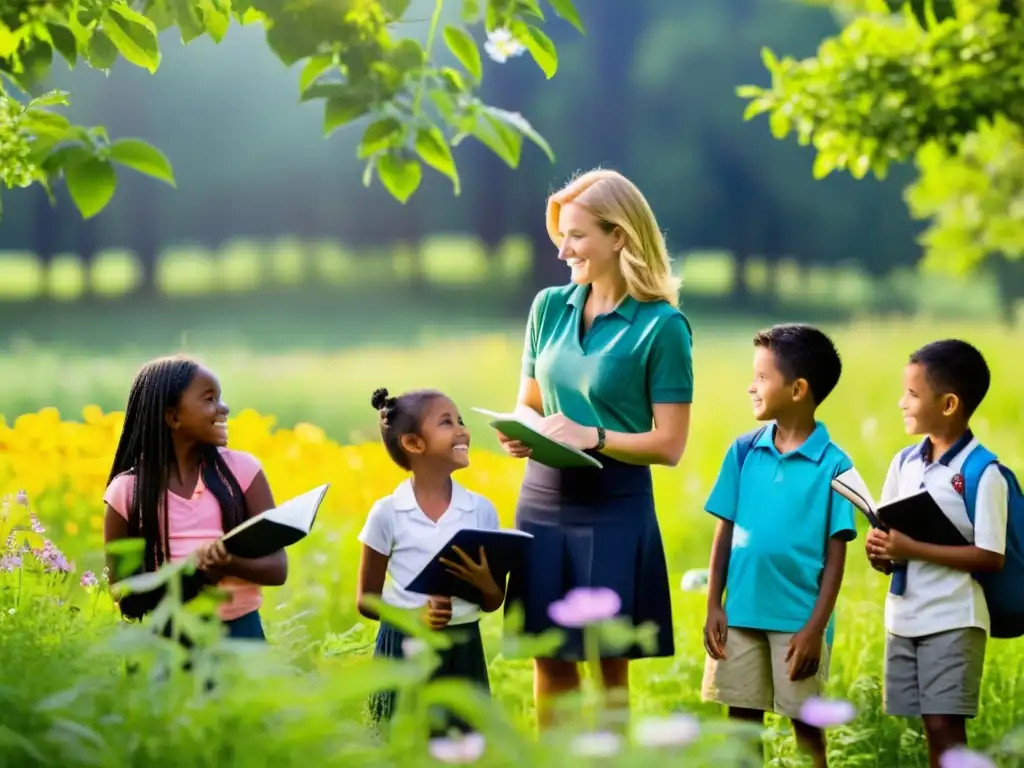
[391, 478, 474, 516]
[566, 283, 639, 322]
[913, 429, 976, 467]
[753, 421, 833, 463]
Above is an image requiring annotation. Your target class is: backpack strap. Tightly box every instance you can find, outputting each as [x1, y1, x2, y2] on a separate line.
[735, 425, 769, 471]
[960, 445, 999, 525]
[890, 444, 922, 597]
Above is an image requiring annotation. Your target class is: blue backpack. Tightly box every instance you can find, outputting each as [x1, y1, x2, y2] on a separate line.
[959, 445, 1024, 640]
[735, 425, 769, 469]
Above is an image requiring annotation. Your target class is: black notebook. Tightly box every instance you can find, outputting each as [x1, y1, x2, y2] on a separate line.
[831, 468, 969, 547]
[221, 483, 330, 559]
[405, 528, 535, 604]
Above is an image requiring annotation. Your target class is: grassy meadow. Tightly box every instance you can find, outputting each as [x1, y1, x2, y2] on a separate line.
[2, 309, 1024, 766]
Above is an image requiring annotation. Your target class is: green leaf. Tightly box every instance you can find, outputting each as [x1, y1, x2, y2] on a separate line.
[198, 0, 230, 42]
[65, 151, 118, 219]
[358, 117, 403, 158]
[323, 95, 371, 137]
[468, 112, 523, 168]
[547, 0, 584, 33]
[768, 109, 791, 140]
[108, 138, 176, 186]
[850, 153, 871, 179]
[29, 90, 71, 109]
[462, 0, 482, 23]
[440, 67, 467, 94]
[742, 97, 773, 121]
[390, 38, 425, 73]
[812, 150, 837, 180]
[523, 25, 557, 78]
[47, 24, 78, 66]
[102, 7, 161, 73]
[415, 125, 460, 194]
[171, 0, 206, 43]
[380, 0, 412, 19]
[482, 105, 554, 162]
[443, 25, 482, 81]
[86, 30, 118, 70]
[23, 111, 71, 139]
[377, 151, 422, 203]
[300, 54, 333, 94]
[517, 0, 545, 20]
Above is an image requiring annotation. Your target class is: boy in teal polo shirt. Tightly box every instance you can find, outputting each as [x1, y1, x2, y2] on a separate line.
[700, 324, 858, 768]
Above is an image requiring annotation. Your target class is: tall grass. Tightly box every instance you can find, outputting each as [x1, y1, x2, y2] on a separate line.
[1, 317, 1023, 766]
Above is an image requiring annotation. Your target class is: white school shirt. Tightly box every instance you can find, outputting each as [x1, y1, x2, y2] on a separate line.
[358, 478, 500, 626]
[881, 434, 1009, 638]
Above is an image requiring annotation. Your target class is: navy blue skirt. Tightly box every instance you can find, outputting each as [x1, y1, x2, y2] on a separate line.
[369, 620, 490, 735]
[504, 454, 675, 661]
[224, 610, 266, 640]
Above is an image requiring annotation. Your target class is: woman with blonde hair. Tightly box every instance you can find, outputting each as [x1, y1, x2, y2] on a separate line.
[499, 168, 693, 728]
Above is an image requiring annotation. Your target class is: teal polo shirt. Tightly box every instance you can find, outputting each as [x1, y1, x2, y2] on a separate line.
[522, 284, 694, 433]
[705, 422, 857, 645]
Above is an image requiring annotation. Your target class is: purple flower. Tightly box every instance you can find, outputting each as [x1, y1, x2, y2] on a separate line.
[547, 587, 622, 628]
[33, 540, 72, 574]
[29, 513, 44, 534]
[798, 697, 856, 728]
[428, 733, 485, 763]
[80, 571, 98, 588]
[15, 490, 27, 506]
[939, 748, 997, 768]
[633, 713, 701, 748]
[0, 553, 22, 572]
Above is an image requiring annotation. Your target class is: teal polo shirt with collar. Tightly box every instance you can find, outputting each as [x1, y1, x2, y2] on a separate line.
[521, 284, 694, 434]
[705, 421, 858, 645]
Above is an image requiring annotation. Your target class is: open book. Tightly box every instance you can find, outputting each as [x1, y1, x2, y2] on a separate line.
[471, 407, 603, 469]
[831, 468, 968, 547]
[221, 483, 331, 559]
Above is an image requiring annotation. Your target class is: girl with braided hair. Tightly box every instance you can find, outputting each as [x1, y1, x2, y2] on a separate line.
[102, 355, 287, 641]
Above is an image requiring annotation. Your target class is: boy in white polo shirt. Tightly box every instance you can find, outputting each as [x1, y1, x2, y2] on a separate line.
[867, 339, 1009, 767]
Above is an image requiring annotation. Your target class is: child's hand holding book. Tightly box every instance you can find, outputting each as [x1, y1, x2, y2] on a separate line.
[439, 545, 502, 603]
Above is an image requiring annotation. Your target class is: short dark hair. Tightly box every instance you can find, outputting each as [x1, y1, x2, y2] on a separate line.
[909, 339, 990, 419]
[753, 323, 842, 405]
[371, 387, 445, 470]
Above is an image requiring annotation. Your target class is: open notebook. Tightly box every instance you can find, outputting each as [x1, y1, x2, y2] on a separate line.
[221, 483, 331, 558]
[831, 468, 968, 547]
[471, 407, 603, 469]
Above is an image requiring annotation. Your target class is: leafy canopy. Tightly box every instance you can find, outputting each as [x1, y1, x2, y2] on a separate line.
[0, 0, 584, 220]
[737, 0, 1024, 273]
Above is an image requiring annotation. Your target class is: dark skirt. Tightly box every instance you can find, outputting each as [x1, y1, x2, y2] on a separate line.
[504, 453, 675, 661]
[368, 620, 490, 736]
[224, 610, 266, 641]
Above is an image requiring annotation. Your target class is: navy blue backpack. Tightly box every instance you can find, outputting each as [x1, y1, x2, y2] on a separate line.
[959, 445, 1024, 640]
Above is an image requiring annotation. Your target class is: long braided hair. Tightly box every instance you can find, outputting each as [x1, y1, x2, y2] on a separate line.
[107, 356, 249, 574]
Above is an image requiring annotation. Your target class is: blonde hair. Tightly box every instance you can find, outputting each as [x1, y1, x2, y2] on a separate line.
[546, 168, 680, 306]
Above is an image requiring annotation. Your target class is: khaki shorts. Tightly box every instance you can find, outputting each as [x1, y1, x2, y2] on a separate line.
[701, 628, 830, 719]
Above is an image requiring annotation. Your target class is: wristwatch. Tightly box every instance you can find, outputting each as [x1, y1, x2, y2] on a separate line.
[593, 426, 606, 452]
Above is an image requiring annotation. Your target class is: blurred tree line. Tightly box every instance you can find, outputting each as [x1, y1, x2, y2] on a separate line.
[0, 0, 943, 307]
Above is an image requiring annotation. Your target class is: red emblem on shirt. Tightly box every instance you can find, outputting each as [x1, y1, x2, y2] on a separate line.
[952, 473, 964, 495]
